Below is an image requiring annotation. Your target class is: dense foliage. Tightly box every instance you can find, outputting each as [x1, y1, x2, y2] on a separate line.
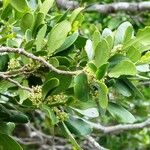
[0, 0, 150, 150]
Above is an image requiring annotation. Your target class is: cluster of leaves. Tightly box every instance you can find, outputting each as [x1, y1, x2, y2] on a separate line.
[0, 0, 150, 149]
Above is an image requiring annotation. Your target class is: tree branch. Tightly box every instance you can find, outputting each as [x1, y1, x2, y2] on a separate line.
[0, 47, 81, 75]
[56, 0, 150, 13]
[0, 74, 32, 92]
[87, 118, 150, 134]
[86, 136, 108, 150]
[56, 0, 79, 9]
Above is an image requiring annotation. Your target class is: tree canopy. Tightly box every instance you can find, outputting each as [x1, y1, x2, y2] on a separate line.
[0, 0, 150, 150]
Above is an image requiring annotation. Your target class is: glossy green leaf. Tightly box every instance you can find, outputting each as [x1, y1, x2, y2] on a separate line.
[0, 133, 23, 150]
[92, 30, 101, 50]
[0, 122, 15, 135]
[49, 57, 59, 67]
[1, 4, 12, 20]
[71, 107, 99, 118]
[42, 105, 58, 125]
[85, 39, 94, 61]
[20, 13, 34, 32]
[74, 72, 89, 102]
[70, 7, 84, 24]
[10, 0, 30, 12]
[56, 32, 78, 53]
[108, 102, 135, 123]
[114, 80, 132, 97]
[96, 63, 109, 80]
[139, 51, 150, 64]
[87, 62, 97, 73]
[102, 28, 113, 48]
[98, 82, 108, 109]
[94, 39, 110, 67]
[122, 78, 144, 99]
[126, 46, 141, 63]
[65, 117, 92, 136]
[114, 21, 134, 45]
[62, 122, 82, 150]
[47, 20, 71, 55]
[6, 110, 29, 123]
[0, 54, 9, 71]
[42, 78, 59, 99]
[108, 60, 137, 78]
[124, 26, 150, 52]
[40, 0, 54, 16]
[32, 12, 45, 36]
[36, 24, 47, 51]
[46, 68, 72, 94]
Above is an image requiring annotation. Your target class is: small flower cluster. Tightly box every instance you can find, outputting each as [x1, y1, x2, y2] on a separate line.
[112, 44, 123, 53]
[47, 93, 67, 105]
[53, 107, 69, 121]
[30, 86, 43, 107]
[84, 66, 96, 85]
[8, 58, 20, 70]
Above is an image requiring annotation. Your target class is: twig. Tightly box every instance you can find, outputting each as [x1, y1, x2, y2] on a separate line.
[0, 74, 32, 92]
[56, 0, 150, 13]
[86, 136, 108, 150]
[0, 47, 81, 75]
[87, 118, 150, 134]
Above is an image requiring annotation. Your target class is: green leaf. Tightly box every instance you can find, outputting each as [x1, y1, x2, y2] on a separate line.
[62, 122, 83, 150]
[40, 0, 54, 16]
[18, 80, 30, 104]
[47, 20, 71, 55]
[126, 46, 141, 63]
[102, 28, 113, 48]
[56, 32, 78, 53]
[92, 30, 101, 51]
[49, 57, 59, 67]
[46, 68, 72, 94]
[36, 24, 47, 51]
[108, 60, 137, 78]
[124, 26, 150, 52]
[74, 72, 89, 102]
[87, 62, 97, 73]
[139, 51, 150, 64]
[3, 0, 11, 8]
[1, 4, 12, 20]
[94, 39, 110, 67]
[108, 102, 135, 123]
[0, 122, 15, 135]
[20, 13, 34, 32]
[65, 117, 92, 136]
[7, 110, 29, 123]
[114, 21, 134, 45]
[10, 0, 30, 12]
[98, 82, 108, 109]
[71, 107, 99, 118]
[85, 39, 94, 61]
[42, 105, 59, 125]
[0, 54, 9, 71]
[32, 12, 45, 37]
[96, 63, 109, 80]
[0, 133, 23, 150]
[70, 7, 84, 24]
[42, 78, 59, 99]
[122, 78, 144, 99]
[114, 80, 132, 97]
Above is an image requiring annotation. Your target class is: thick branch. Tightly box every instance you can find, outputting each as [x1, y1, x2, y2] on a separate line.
[88, 118, 150, 134]
[56, 0, 78, 9]
[56, 0, 150, 13]
[0, 47, 81, 75]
